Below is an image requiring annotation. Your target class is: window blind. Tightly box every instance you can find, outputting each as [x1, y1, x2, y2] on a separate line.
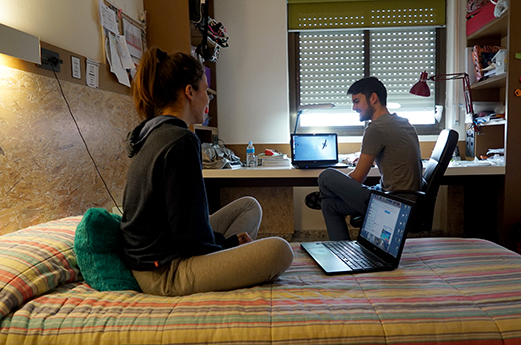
[298, 27, 437, 127]
[370, 28, 436, 124]
[299, 31, 366, 108]
[288, 0, 446, 31]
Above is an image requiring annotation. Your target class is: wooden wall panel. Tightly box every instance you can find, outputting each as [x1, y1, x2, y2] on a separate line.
[0, 66, 139, 234]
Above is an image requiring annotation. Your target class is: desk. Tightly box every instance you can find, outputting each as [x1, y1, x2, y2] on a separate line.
[203, 165, 505, 240]
[203, 165, 505, 179]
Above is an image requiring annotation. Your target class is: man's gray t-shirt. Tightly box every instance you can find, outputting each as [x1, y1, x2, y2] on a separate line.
[361, 113, 422, 191]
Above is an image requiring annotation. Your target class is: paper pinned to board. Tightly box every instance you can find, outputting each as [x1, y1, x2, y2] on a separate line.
[99, 0, 119, 35]
[123, 18, 143, 60]
[105, 31, 130, 87]
[115, 34, 135, 69]
[98, 0, 143, 87]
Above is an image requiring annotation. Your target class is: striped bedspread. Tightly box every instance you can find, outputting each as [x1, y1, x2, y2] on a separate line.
[1, 217, 521, 344]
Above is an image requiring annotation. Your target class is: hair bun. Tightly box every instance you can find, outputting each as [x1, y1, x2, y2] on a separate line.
[156, 48, 167, 62]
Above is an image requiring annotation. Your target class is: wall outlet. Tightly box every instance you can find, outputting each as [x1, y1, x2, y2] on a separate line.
[40, 48, 61, 72]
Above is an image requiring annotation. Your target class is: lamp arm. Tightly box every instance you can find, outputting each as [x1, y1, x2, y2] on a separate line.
[429, 72, 474, 115]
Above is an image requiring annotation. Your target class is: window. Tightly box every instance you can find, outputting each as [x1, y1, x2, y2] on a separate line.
[287, 0, 446, 136]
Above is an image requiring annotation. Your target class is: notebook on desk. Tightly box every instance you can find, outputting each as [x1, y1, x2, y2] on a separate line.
[301, 190, 415, 275]
[290, 133, 347, 169]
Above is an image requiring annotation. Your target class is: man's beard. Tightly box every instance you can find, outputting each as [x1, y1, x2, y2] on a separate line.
[359, 103, 375, 122]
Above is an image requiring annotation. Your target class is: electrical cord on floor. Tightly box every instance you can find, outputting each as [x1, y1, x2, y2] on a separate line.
[47, 57, 123, 215]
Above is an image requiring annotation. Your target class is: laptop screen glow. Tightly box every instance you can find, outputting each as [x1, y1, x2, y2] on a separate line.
[292, 134, 337, 162]
[360, 193, 412, 258]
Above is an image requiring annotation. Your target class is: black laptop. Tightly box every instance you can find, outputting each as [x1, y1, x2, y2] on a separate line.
[290, 133, 347, 169]
[301, 190, 415, 275]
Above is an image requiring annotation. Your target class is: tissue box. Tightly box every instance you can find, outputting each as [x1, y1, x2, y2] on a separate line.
[494, 49, 507, 75]
[466, 2, 496, 36]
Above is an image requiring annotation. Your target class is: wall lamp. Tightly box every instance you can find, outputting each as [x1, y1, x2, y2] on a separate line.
[0, 23, 40, 64]
[410, 71, 475, 128]
[294, 103, 335, 134]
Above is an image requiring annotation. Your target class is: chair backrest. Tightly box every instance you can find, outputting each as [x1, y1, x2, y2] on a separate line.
[422, 129, 459, 197]
[409, 128, 459, 233]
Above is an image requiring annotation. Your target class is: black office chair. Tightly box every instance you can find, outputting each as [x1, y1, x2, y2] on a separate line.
[351, 129, 459, 233]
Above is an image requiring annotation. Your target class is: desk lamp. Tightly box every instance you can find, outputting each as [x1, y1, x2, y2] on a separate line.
[294, 103, 335, 134]
[410, 71, 475, 128]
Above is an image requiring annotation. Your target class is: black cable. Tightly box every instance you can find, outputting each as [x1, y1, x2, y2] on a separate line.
[49, 60, 123, 215]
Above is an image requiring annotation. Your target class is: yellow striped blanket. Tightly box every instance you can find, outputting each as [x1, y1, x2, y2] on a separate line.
[1, 216, 520, 344]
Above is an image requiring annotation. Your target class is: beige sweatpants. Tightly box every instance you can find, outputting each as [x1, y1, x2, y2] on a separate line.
[132, 197, 294, 296]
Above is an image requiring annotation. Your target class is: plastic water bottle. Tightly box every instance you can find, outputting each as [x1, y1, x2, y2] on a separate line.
[246, 141, 255, 167]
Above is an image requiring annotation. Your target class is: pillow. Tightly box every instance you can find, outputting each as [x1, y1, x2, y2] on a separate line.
[0, 216, 82, 318]
[74, 208, 141, 292]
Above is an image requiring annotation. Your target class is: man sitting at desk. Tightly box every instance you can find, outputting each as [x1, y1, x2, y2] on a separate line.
[306, 77, 422, 240]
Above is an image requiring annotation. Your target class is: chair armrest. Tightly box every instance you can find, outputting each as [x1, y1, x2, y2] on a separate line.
[385, 190, 425, 196]
[384, 190, 428, 203]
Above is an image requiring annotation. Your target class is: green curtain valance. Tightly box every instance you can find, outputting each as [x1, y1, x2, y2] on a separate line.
[288, 0, 446, 31]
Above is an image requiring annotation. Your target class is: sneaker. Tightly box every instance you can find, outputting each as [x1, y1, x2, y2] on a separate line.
[349, 214, 364, 228]
[305, 191, 322, 210]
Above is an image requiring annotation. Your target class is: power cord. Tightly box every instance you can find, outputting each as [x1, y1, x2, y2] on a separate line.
[46, 56, 123, 215]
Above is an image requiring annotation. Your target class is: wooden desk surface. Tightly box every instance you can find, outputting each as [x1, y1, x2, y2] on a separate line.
[202, 164, 506, 179]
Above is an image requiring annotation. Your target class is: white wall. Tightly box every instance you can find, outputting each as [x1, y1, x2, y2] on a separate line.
[0, 0, 143, 63]
[444, 0, 467, 139]
[214, 0, 290, 145]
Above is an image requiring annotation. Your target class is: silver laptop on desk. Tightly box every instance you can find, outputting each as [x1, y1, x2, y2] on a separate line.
[291, 133, 347, 169]
[301, 190, 414, 275]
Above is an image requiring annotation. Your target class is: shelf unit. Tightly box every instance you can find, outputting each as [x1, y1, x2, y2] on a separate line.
[471, 73, 506, 90]
[189, 0, 219, 143]
[143, 0, 219, 144]
[463, 0, 521, 248]
[465, 11, 508, 159]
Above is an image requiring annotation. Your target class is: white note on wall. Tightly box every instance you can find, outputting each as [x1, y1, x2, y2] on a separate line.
[86, 58, 100, 88]
[71, 56, 81, 79]
[99, 0, 119, 35]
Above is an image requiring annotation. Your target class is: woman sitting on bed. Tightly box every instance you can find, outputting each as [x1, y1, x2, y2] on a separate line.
[120, 47, 293, 296]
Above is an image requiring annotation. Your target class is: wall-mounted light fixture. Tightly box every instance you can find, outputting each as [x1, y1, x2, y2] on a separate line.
[0, 23, 40, 64]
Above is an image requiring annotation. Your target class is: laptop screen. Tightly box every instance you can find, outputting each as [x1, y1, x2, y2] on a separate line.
[359, 192, 413, 258]
[291, 133, 338, 164]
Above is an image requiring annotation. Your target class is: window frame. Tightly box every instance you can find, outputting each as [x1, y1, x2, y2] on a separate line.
[288, 27, 447, 136]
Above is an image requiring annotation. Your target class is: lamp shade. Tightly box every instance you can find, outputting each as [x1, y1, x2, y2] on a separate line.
[410, 72, 431, 97]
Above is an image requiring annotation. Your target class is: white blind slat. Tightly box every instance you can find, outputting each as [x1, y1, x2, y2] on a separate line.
[298, 27, 437, 126]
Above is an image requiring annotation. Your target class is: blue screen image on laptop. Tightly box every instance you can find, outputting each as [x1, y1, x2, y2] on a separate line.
[360, 193, 412, 258]
[292, 134, 337, 162]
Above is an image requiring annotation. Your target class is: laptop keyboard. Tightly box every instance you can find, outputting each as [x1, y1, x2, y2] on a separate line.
[323, 241, 385, 270]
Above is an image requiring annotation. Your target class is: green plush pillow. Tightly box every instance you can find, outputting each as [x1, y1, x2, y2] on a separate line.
[74, 208, 141, 292]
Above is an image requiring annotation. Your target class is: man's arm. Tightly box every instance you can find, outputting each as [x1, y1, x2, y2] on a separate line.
[348, 153, 375, 183]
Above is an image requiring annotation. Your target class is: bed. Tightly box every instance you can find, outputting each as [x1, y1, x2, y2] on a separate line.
[1, 216, 521, 345]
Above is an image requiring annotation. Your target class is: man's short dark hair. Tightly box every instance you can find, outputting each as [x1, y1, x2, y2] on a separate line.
[347, 77, 387, 106]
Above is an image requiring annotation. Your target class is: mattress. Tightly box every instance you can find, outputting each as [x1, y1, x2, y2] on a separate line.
[1, 216, 520, 344]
